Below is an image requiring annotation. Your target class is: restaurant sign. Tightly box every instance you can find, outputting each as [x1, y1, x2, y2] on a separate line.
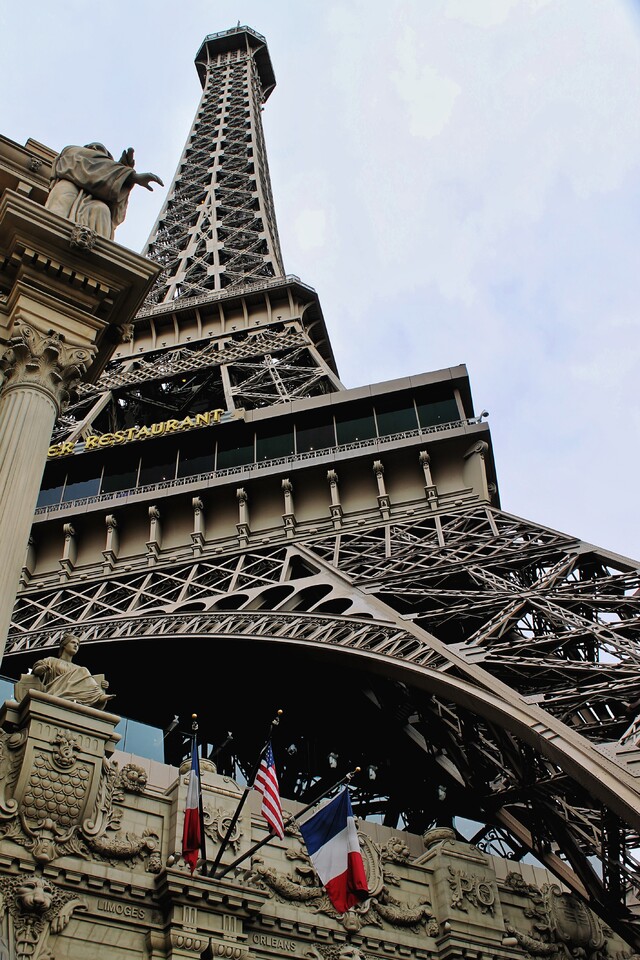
[48, 408, 238, 459]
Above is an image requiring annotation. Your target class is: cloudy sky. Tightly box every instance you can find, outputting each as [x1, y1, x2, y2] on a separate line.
[2, 0, 639, 561]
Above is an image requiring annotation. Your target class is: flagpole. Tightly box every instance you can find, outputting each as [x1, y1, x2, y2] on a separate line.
[191, 714, 209, 876]
[213, 767, 360, 880]
[208, 709, 283, 879]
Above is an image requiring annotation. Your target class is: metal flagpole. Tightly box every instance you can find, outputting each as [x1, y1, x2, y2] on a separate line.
[213, 767, 361, 880]
[208, 709, 283, 879]
[192, 714, 208, 876]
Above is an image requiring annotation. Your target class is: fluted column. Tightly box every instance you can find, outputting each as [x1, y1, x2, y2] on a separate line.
[0, 323, 91, 649]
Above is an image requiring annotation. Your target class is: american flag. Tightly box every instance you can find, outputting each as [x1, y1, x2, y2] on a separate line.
[254, 741, 284, 838]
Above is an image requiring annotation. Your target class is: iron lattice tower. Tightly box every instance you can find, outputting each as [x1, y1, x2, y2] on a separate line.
[145, 27, 285, 302]
[7, 25, 640, 948]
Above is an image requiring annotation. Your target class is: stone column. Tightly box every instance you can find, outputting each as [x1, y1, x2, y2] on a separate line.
[0, 325, 91, 647]
[0, 190, 160, 661]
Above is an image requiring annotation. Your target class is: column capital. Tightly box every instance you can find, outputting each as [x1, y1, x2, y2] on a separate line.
[0, 321, 92, 413]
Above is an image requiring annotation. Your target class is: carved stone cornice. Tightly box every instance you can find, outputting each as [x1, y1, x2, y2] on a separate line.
[0, 190, 160, 383]
[0, 322, 92, 412]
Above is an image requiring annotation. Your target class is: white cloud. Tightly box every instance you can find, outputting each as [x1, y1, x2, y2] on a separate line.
[293, 208, 327, 251]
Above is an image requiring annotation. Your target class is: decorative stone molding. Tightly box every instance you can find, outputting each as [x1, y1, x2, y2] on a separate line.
[58, 522, 77, 580]
[447, 864, 496, 915]
[147, 505, 162, 564]
[102, 514, 119, 571]
[118, 322, 134, 343]
[0, 695, 157, 869]
[282, 478, 296, 538]
[0, 323, 92, 413]
[504, 875, 610, 960]
[203, 804, 243, 852]
[236, 488, 250, 546]
[372, 460, 390, 519]
[192, 497, 205, 554]
[19, 536, 36, 589]
[419, 449, 438, 508]
[326, 470, 343, 529]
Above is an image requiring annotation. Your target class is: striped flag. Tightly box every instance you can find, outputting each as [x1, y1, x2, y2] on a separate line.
[182, 736, 202, 873]
[254, 741, 284, 838]
[300, 787, 369, 913]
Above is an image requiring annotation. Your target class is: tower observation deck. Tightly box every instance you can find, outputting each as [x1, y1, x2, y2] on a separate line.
[3, 24, 640, 949]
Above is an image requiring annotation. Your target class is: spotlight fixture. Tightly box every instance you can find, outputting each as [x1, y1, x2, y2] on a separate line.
[163, 715, 180, 740]
[328, 752, 339, 769]
[367, 764, 377, 781]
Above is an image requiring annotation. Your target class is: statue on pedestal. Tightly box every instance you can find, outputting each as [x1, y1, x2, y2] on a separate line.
[15, 632, 113, 709]
[45, 143, 163, 240]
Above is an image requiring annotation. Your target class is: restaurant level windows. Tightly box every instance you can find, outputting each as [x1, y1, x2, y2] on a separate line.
[139, 444, 179, 486]
[296, 414, 336, 454]
[101, 452, 140, 494]
[374, 396, 418, 436]
[216, 425, 254, 469]
[37, 460, 67, 509]
[335, 406, 376, 445]
[61, 454, 103, 503]
[256, 425, 294, 461]
[177, 430, 215, 479]
[416, 397, 459, 428]
[177, 449, 215, 479]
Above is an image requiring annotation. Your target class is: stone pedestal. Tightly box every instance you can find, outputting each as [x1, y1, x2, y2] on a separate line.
[0, 690, 120, 863]
[0, 190, 159, 660]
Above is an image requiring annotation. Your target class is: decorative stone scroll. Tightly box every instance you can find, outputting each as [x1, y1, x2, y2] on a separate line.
[246, 827, 438, 935]
[504, 873, 611, 960]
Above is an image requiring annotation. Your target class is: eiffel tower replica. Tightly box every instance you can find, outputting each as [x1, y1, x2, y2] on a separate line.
[4, 25, 640, 946]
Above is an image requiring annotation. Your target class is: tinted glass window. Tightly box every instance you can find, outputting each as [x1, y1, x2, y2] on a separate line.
[216, 427, 254, 469]
[375, 397, 418, 436]
[102, 451, 140, 494]
[256, 426, 294, 461]
[139, 448, 178, 485]
[61, 455, 102, 503]
[37, 460, 67, 508]
[335, 408, 376, 444]
[417, 398, 459, 428]
[296, 416, 335, 453]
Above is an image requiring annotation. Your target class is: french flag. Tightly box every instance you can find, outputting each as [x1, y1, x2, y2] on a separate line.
[300, 788, 369, 913]
[182, 738, 202, 873]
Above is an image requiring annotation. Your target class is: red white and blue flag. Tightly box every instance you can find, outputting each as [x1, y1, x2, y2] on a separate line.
[182, 737, 202, 873]
[254, 741, 285, 838]
[299, 787, 369, 913]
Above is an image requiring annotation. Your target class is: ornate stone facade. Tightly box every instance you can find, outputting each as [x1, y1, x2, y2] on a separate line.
[0, 691, 633, 960]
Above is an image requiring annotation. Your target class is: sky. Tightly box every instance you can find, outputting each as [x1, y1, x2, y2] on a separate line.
[2, 0, 639, 561]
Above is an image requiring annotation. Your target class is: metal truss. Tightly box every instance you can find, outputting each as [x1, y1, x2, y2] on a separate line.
[144, 35, 284, 306]
[6, 505, 640, 943]
[49, 326, 340, 441]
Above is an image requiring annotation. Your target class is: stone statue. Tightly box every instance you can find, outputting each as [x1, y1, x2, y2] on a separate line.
[17, 632, 114, 710]
[45, 143, 163, 239]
